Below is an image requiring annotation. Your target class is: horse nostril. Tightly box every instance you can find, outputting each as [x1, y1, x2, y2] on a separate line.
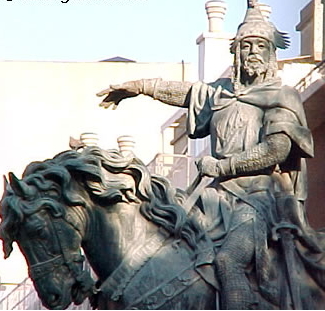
[48, 293, 60, 305]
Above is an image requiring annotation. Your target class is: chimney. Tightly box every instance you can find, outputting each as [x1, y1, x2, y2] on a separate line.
[117, 135, 136, 157]
[205, 0, 227, 33]
[197, 0, 232, 82]
[258, 3, 272, 20]
[296, 0, 323, 61]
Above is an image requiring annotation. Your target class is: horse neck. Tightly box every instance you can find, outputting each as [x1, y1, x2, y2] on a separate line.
[81, 201, 156, 281]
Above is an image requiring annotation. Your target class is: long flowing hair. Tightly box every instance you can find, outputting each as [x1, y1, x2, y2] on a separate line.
[0, 147, 204, 258]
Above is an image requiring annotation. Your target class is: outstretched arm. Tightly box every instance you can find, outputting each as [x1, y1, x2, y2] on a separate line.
[97, 78, 193, 109]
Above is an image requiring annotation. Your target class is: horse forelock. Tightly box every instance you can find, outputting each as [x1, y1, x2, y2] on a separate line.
[0, 181, 67, 258]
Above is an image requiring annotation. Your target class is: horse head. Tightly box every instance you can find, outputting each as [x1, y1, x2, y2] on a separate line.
[0, 152, 98, 309]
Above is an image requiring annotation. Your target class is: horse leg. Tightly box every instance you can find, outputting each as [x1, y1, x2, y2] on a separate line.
[215, 219, 257, 310]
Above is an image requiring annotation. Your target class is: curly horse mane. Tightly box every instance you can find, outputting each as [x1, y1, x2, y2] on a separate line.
[0, 147, 204, 258]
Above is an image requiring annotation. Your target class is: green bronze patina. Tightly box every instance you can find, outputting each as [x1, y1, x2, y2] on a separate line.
[1, 0, 325, 309]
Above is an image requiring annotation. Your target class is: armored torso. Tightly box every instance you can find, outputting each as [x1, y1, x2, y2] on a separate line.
[210, 98, 264, 160]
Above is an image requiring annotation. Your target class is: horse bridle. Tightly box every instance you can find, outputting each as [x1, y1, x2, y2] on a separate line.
[28, 214, 86, 282]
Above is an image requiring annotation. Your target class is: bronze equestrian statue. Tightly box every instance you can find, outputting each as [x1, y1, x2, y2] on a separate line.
[1, 0, 325, 309]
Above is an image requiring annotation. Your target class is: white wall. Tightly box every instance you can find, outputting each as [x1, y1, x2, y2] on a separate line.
[0, 60, 196, 285]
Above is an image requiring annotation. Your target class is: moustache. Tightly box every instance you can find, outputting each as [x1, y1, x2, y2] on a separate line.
[245, 55, 265, 64]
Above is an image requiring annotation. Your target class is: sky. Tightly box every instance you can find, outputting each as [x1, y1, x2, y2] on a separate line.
[0, 0, 311, 64]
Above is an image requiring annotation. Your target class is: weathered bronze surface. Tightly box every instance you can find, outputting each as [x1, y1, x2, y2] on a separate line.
[1, 0, 325, 309]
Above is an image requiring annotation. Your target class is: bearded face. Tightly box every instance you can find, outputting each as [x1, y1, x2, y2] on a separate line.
[242, 54, 269, 77]
[240, 37, 271, 77]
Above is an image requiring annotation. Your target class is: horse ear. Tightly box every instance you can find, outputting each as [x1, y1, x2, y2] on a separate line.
[3, 242, 13, 259]
[3, 175, 8, 192]
[8, 172, 29, 198]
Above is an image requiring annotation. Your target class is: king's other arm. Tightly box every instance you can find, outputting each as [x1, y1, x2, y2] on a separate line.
[196, 133, 292, 179]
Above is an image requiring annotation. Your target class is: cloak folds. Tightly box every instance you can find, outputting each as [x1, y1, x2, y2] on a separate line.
[187, 78, 313, 201]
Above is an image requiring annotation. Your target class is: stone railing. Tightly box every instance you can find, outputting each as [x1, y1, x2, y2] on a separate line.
[147, 153, 195, 190]
[0, 278, 41, 310]
[295, 59, 325, 93]
[0, 261, 93, 310]
[0, 277, 91, 310]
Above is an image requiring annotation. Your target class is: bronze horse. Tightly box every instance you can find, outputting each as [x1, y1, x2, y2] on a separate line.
[1, 146, 325, 309]
[0, 147, 217, 310]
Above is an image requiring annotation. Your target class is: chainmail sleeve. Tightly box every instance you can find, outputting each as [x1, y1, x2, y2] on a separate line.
[141, 78, 192, 107]
[218, 133, 292, 176]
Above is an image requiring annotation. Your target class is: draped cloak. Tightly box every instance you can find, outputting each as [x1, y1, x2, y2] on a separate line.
[186, 78, 325, 307]
[187, 78, 313, 201]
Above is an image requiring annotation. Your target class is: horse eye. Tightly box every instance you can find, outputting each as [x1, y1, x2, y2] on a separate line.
[34, 227, 44, 237]
[24, 225, 45, 238]
[24, 215, 46, 237]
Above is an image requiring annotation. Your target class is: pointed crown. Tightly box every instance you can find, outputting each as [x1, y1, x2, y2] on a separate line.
[230, 0, 290, 53]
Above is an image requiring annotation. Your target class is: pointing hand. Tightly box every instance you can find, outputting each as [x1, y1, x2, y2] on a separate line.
[97, 81, 142, 109]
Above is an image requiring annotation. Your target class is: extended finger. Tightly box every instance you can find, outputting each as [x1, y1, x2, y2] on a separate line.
[99, 101, 116, 109]
[96, 88, 112, 97]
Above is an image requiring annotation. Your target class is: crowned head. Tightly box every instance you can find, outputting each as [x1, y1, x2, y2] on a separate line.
[231, 0, 290, 91]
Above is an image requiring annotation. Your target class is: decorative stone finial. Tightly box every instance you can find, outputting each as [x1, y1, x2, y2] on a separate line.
[117, 135, 136, 157]
[80, 132, 99, 147]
